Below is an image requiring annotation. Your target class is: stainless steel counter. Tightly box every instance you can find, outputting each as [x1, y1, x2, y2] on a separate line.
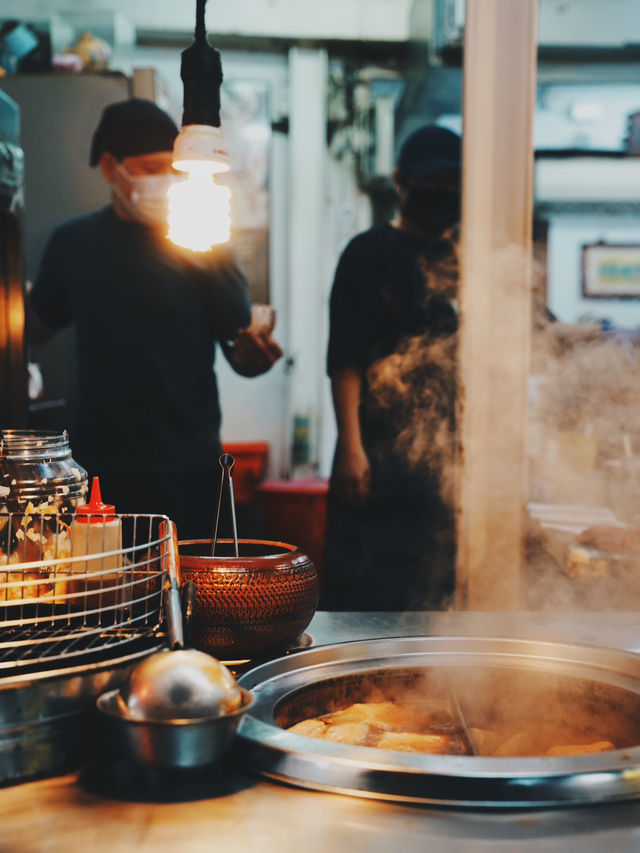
[308, 610, 640, 651]
[3, 611, 640, 853]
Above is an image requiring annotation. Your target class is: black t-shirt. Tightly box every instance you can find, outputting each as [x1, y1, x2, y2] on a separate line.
[327, 222, 457, 372]
[327, 222, 458, 481]
[30, 206, 252, 472]
[323, 223, 459, 609]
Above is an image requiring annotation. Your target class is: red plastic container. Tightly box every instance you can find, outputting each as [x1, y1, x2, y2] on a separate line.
[257, 478, 329, 578]
[221, 442, 269, 505]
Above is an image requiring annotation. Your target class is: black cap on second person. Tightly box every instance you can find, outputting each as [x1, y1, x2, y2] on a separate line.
[89, 98, 179, 167]
[396, 125, 461, 181]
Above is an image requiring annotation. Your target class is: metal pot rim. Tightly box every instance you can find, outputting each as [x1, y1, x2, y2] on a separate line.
[97, 686, 254, 726]
[235, 635, 640, 807]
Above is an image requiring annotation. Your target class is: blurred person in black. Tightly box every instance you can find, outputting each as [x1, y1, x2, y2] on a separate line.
[323, 125, 461, 611]
[27, 98, 282, 539]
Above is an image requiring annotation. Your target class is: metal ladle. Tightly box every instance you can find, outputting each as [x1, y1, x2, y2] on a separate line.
[114, 519, 244, 721]
[211, 453, 239, 558]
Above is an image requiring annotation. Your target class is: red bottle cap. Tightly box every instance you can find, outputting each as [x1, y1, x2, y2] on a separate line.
[75, 476, 116, 523]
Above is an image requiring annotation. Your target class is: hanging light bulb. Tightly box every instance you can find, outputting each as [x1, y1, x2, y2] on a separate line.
[169, 127, 231, 251]
[168, 0, 231, 252]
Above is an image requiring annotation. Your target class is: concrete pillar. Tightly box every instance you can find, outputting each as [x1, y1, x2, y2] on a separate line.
[456, 0, 539, 608]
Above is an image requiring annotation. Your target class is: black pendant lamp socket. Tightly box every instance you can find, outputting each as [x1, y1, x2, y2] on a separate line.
[180, 0, 222, 128]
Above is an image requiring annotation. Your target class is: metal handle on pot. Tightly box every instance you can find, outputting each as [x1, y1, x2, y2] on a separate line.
[160, 519, 185, 650]
[211, 453, 239, 558]
[181, 581, 196, 648]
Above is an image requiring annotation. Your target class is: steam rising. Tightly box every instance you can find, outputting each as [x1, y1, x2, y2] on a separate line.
[535, 330, 640, 463]
[359, 233, 640, 610]
[367, 334, 457, 509]
[528, 315, 640, 609]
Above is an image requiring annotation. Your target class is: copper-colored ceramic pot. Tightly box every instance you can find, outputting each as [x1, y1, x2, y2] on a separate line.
[178, 539, 319, 660]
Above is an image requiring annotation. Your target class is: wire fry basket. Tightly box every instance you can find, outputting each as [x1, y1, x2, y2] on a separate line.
[0, 512, 176, 675]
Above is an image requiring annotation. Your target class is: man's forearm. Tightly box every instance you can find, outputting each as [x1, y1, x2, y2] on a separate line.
[331, 365, 364, 452]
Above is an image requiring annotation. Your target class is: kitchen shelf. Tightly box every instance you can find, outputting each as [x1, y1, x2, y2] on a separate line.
[536, 156, 640, 204]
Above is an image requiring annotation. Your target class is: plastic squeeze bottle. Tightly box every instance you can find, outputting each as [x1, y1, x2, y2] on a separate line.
[71, 476, 122, 576]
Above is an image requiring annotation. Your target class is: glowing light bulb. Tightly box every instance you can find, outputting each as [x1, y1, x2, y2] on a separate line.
[168, 124, 232, 252]
[168, 167, 231, 252]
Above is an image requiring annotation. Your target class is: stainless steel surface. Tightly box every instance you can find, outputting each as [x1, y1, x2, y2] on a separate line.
[4, 612, 640, 853]
[0, 642, 161, 785]
[212, 453, 239, 557]
[0, 514, 178, 783]
[307, 610, 640, 652]
[97, 686, 253, 770]
[98, 515, 253, 769]
[0, 513, 171, 672]
[118, 649, 243, 720]
[451, 687, 475, 756]
[162, 519, 184, 650]
[237, 635, 640, 807]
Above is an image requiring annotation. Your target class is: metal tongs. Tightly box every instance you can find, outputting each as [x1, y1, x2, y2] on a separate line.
[211, 453, 239, 557]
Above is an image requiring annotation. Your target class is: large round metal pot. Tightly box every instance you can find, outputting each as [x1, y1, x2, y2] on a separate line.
[178, 539, 319, 661]
[235, 636, 640, 808]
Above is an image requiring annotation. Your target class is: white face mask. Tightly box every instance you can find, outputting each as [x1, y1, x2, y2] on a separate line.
[112, 162, 177, 225]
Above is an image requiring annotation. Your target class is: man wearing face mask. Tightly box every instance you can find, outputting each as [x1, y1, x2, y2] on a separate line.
[323, 124, 461, 611]
[27, 98, 282, 538]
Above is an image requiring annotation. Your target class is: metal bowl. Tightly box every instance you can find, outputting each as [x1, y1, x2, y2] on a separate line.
[97, 687, 254, 770]
[178, 539, 319, 660]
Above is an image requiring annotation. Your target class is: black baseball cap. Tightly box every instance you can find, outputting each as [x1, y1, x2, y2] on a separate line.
[89, 98, 179, 167]
[396, 125, 461, 181]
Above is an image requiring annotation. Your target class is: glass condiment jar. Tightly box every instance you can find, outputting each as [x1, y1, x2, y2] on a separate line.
[0, 429, 89, 513]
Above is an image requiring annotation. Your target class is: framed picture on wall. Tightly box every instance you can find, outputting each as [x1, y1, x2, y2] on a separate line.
[581, 241, 640, 299]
